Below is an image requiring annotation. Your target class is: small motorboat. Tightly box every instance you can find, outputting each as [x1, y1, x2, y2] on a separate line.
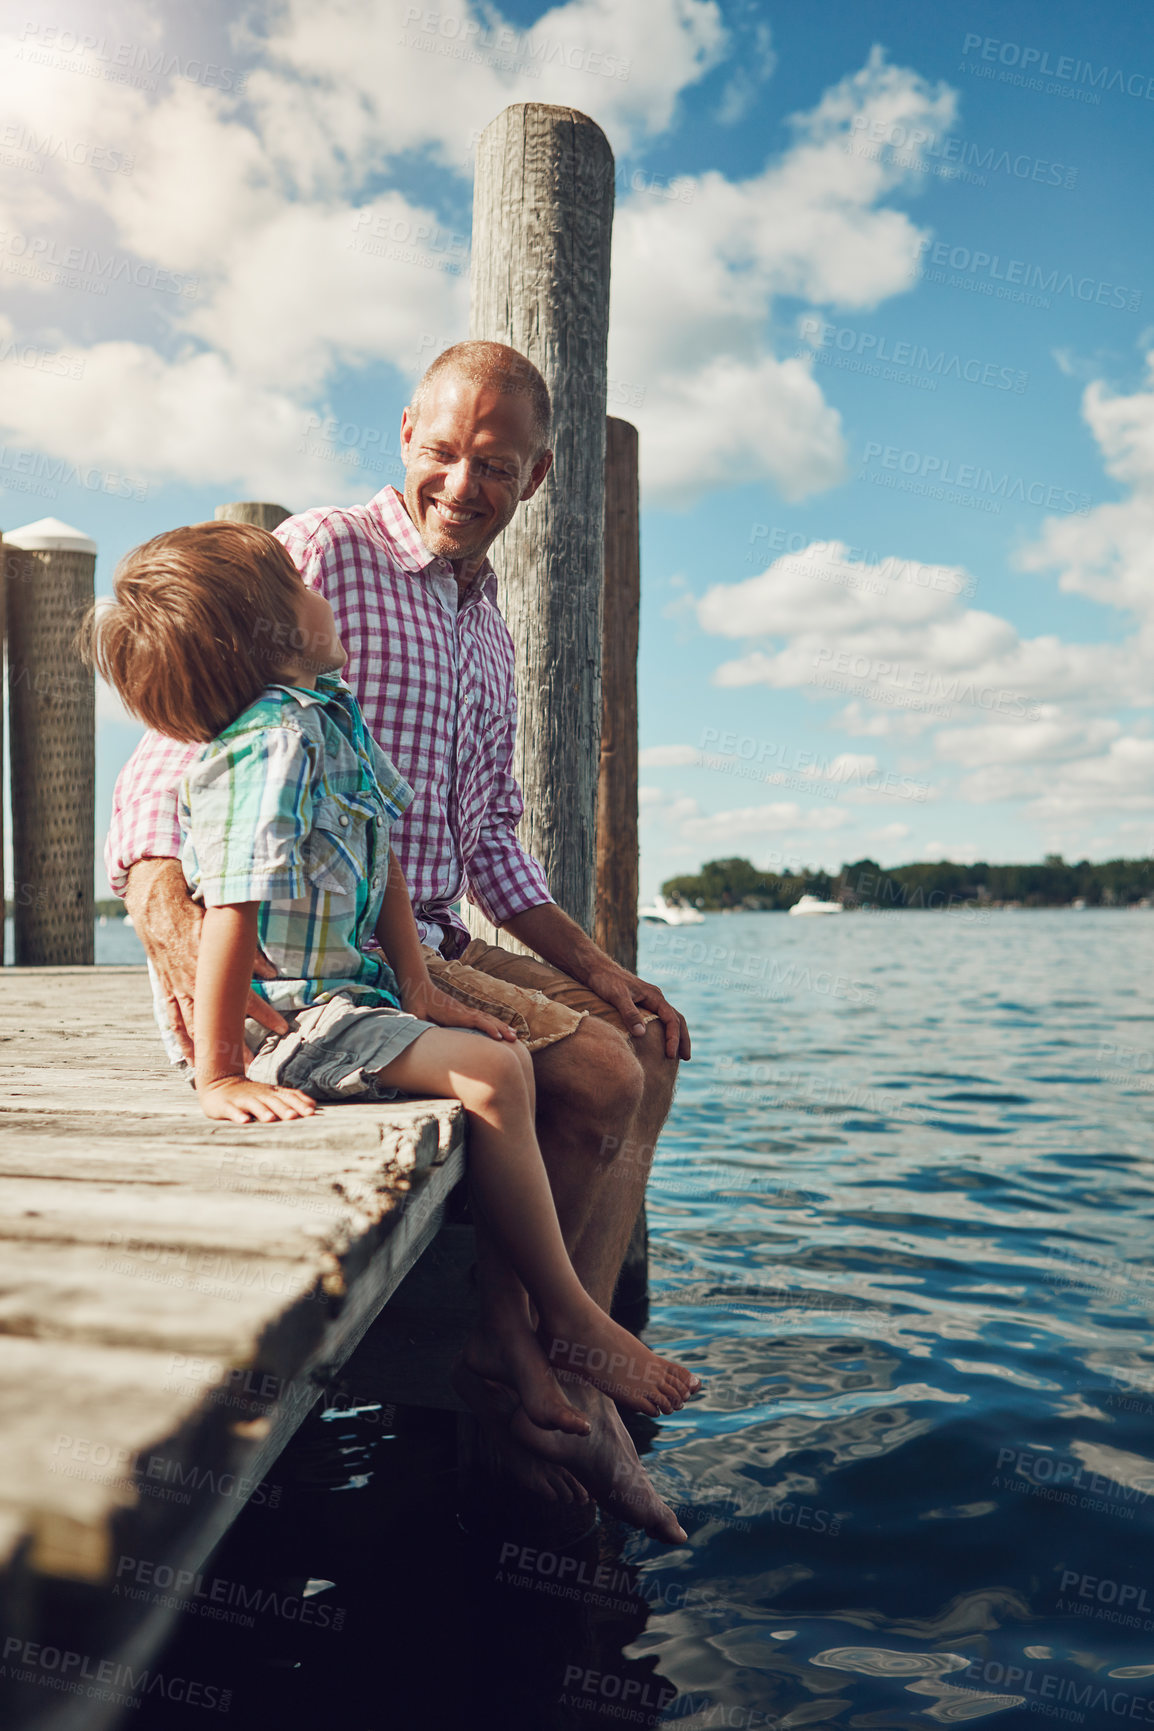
[788, 894, 843, 917]
[639, 893, 705, 926]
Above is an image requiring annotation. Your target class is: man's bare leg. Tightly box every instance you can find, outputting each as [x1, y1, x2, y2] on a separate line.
[531, 1017, 678, 1306]
[449, 1015, 689, 1540]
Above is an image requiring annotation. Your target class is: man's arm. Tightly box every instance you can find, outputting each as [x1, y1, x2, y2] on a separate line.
[502, 902, 691, 1061]
[194, 902, 313, 1123]
[464, 697, 690, 1060]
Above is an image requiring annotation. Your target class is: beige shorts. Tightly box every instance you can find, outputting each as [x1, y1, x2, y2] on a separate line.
[420, 938, 658, 1054]
[245, 992, 445, 1102]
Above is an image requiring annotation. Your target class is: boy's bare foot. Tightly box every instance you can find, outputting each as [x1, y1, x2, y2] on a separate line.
[542, 1303, 702, 1417]
[451, 1359, 590, 1505]
[507, 1381, 687, 1545]
[459, 1319, 591, 1436]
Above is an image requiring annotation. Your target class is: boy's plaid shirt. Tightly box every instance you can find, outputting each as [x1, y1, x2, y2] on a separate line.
[105, 485, 554, 952]
[181, 675, 413, 1014]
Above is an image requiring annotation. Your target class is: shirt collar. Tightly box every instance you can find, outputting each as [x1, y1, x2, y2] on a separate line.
[266, 672, 351, 710]
[370, 483, 497, 606]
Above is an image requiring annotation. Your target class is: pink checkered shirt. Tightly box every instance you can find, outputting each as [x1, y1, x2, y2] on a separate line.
[105, 485, 553, 954]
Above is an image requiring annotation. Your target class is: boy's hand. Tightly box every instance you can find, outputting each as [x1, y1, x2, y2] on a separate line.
[401, 976, 519, 1043]
[197, 1076, 317, 1123]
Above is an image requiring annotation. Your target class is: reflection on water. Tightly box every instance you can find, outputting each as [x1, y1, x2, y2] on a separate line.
[125, 913, 1154, 1725]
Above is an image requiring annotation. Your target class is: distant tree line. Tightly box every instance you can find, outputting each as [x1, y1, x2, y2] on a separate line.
[660, 855, 1154, 911]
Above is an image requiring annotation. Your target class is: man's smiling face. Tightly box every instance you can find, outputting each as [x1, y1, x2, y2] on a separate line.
[399, 372, 552, 573]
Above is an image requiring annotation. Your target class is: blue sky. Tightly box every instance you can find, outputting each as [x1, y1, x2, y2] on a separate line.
[3, 0, 1153, 901]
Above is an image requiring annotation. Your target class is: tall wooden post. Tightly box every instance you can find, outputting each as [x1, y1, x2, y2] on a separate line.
[0, 533, 6, 957]
[594, 422, 649, 1326]
[467, 103, 614, 949]
[5, 518, 96, 966]
[594, 419, 640, 974]
[214, 502, 291, 531]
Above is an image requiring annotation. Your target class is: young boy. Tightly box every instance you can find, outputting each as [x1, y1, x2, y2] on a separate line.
[83, 522, 698, 1440]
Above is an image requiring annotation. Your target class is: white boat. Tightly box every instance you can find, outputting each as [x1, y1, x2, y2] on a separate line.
[788, 894, 843, 917]
[639, 893, 705, 926]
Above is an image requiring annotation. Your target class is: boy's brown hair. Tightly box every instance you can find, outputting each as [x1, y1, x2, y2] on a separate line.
[78, 521, 304, 743]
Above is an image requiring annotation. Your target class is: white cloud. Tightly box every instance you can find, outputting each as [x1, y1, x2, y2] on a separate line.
[245, 0, 729, 187]
[0, 0, 733, 494]
[609, 46, 959, 503]
[1020, 351, 1154, 627]
[695, 538, 1142, 717]
[639, 744, 703, 767]
[0, 319, 368, 498]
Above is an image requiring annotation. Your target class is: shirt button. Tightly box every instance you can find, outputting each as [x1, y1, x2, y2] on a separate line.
[339, 814, 350, 827]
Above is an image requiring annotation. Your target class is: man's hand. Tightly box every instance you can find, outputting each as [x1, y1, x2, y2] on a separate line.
[583, 957, 690, 1060]
[503, 903, 691, 1060]
[123, 858, 288, 1061]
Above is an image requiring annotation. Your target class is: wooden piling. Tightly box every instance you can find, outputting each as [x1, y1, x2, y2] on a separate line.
[5, 518, 96, 967]
[595, 418, 641, 975]
[467, 103, 614, 948]
[213, 502, 291, 531]
[1, 533, 6, 956]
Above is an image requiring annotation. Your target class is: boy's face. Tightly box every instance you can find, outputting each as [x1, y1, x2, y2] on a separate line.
[278, 581, 347, 686]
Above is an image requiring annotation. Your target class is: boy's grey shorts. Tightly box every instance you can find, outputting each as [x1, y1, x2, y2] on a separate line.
[244, 993, 445, 1103]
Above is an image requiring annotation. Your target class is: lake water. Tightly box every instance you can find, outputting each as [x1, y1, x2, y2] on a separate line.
[49, 911, 1154, 1725]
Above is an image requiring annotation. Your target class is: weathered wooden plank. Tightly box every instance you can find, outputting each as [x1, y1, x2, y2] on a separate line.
[0, 965, 475, 1731]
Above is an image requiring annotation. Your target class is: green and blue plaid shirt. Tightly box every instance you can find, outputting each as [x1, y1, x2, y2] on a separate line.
[179, 674, 414, 1016]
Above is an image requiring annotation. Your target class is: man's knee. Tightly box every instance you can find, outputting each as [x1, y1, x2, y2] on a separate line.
[536, 1019, 645, 1131]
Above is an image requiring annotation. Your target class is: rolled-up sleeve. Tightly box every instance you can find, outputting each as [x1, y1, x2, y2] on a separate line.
[104, 732, 200, 898]
[463, 696, 554, 927]
[182, 728, 316, 907]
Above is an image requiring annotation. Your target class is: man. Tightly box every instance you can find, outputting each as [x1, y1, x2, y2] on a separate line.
[107, 341, 693, 1542]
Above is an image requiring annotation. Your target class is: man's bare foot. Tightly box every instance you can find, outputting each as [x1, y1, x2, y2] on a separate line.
[542, 1301, 702, 1418]
[507, 1381, 687, 1545]
[451, 1359, 591, 1505]
[460, 1316, 591, 1436]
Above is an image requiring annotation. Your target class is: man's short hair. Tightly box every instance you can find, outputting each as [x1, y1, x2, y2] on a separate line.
[409, 340, 552, 458]
[78, 521, 303, 743]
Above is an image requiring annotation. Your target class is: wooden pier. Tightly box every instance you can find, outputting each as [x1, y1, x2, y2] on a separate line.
[0, 965, 472, 1731]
